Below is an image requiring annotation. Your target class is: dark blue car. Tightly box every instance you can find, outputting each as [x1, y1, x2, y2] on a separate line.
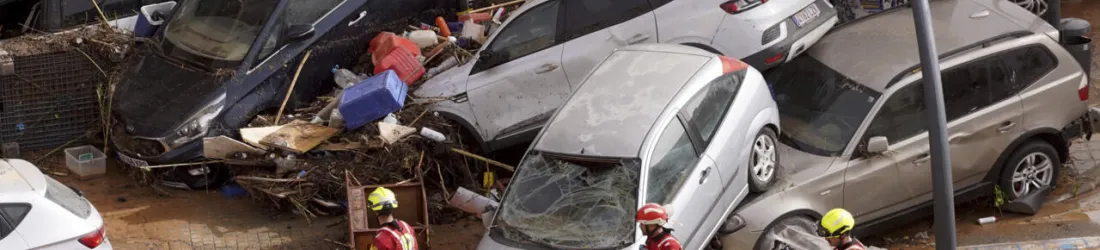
[109, 0, 464, 188]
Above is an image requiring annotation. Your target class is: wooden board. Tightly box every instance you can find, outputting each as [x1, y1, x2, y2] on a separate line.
[202, 136, 266, 160]
[260, 120, 340, 154]
[239, 126, 283, 150]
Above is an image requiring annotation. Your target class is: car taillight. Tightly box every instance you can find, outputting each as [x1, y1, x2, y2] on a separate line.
[1080, 86, 1089, 101]
[720, 0, 767, 14]
[719, 56, 749, 74]
[78, 226, 105, 249]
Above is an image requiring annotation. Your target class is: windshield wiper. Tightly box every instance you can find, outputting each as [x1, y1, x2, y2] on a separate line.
[777, 133, 803, 151]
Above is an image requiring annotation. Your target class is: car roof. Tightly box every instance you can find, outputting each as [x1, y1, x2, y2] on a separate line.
[534, 44, 716, 158]
[808, 0, 1045, 92]
[0, 159, 47, 195]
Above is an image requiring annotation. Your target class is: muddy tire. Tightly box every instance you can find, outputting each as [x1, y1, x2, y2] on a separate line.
[754, 216, 816, 250]
[749, 128, 779, 193]
[998, 140, 1061, 201]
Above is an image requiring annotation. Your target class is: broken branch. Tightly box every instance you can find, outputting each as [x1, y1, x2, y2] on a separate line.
[276, 50, 314, 125]
[140, 160, 224, 171]
[468, 0, 526, 14]
[235, 176, 308, 183]
[450, 147, 514, 172]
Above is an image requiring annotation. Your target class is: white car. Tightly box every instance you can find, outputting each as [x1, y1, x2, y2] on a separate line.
[415, 0, 836, 153]
[478, 44, 780, 250]
[0, 159, 112, 250]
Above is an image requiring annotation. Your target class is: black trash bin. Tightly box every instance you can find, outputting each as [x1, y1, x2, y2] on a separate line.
[1061, 18, 1092, 77]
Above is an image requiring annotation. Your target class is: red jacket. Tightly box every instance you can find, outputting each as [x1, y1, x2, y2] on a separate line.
[835, 238, 866, 250]
[645, 231, 682, 250]
[371, 220, 418, 250]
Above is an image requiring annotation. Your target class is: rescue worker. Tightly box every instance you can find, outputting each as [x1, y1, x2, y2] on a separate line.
[636, 203, 682, 250]
[817, 208, 867, 250]
[368, 187, 418, 250]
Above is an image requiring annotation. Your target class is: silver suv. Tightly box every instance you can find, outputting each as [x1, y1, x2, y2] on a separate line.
[718, 0, 1093, 249]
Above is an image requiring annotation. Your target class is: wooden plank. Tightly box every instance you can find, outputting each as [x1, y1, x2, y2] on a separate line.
[203, 136, 266, 160]
[348, 186, 368, 233]
[260, 120, 340, 154]
[239, 126, 283, 150]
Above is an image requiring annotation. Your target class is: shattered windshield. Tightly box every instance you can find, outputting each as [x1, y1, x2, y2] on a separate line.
[766, 56, 880, 156]
[163, 0, 278, 62]
[491, 152, 640, 249]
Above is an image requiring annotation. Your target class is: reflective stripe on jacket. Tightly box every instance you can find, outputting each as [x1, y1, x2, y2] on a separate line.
[370, 220, 418, 250]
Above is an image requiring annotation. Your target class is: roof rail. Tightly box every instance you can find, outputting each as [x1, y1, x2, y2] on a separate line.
[882, 30, 1034, 89]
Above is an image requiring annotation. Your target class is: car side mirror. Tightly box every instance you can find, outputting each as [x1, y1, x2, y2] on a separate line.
[286, 24, 315, 41]
[866, 136, 889, 155]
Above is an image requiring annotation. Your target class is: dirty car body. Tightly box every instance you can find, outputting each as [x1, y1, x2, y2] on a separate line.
[0, 159, 112, 249]
[109, 0, 463, 188]
[478, 44, 779, 250]
[415, 0, 836, 154]
[718, 0, 1093, 249]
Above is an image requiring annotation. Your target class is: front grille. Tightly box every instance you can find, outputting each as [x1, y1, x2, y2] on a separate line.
[761, 23, 782, 45]
[111, 124, 166, 157]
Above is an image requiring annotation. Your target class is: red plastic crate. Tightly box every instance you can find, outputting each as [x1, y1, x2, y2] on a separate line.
[373, 47, 425, 85]
[369, 32, 421, 65]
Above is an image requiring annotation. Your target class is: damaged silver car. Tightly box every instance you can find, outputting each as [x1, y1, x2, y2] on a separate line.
[480, 44, 780, 250]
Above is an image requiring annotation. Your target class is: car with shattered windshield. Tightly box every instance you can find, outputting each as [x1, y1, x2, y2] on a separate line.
[716, 0, 1094, 249]
[109, 0, 464, 189]
[415, 0, 837, 154]
[480, 44, 780, 250]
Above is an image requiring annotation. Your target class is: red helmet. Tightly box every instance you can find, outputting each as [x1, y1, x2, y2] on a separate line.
[636, 203, 669, 226]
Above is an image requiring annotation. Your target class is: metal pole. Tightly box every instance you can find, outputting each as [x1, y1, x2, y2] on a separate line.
[1046, 0, 1062, 33]
[909, 0, 957, 249]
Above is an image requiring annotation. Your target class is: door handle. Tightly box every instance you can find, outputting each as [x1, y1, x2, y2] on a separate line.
[912, 153, 931, 165]
[348, 11, 367, 26]
[627, 34, 651, 44]
[997, 121, 1017, 133]
[948, 132, 970, 143]
[535, 64, 558, 74]
[699, 167, 711, 184]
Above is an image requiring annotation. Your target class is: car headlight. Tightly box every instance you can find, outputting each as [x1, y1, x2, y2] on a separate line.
[167, 93, 226, 148]
[719, 214, 747, 234]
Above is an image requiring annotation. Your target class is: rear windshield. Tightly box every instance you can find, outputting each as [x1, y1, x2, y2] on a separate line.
[44, 177, 91, 219]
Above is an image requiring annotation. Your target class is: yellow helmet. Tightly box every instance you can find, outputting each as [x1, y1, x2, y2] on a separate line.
[817, 208, 855, 237]
[368, 187, 398, 212]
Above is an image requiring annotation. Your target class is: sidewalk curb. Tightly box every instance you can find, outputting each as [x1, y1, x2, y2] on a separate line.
[960, 236, 1100, 250]
[1055, 162, 1100, 203]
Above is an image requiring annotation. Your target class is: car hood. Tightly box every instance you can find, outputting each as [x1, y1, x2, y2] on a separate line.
[777, 142, 836, 174]
[112, 51, 226, 136]
[413, 61, 472, 97]
[477, 234, 642, 250]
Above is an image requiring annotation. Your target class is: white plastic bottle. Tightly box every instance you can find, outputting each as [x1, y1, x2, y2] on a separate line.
[332, 67, 361, 89]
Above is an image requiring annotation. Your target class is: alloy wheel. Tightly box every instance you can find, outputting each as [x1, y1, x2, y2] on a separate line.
[1010, 0, 1049, 16]
[752, 134, 777, 182]
[1011, 152, 1054, 198]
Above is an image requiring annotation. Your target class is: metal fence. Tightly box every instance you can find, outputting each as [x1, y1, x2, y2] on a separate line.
[0, 49, 104, 150]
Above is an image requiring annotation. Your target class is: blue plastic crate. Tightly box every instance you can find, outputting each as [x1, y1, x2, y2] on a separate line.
[339, 70, 408, 130]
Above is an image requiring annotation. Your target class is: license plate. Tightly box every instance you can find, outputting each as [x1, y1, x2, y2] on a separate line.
[117, 152, 149, 168]
[792, 4, 822, 27]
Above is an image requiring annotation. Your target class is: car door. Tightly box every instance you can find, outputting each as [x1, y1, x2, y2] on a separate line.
[846, 82, 925, 219]
[282, 0, 365, 107]
[644, 116, 721, 248]
[0, 203, 30, 250]
[892, 57, 1023, 201]
[685, 74, 739, 187]
[560, 0, 657, 86]
[466, 1, 568, 140]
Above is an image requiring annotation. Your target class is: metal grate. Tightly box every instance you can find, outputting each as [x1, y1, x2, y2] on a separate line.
[0, 50, 103, 150]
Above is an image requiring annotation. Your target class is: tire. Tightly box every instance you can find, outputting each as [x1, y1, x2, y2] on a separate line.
[754, 216, 816, 250]
[749, 128, 780, 193]
[998, 140, 1061, 201]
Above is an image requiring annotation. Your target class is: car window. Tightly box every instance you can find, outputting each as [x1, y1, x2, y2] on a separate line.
[287, 0, 342, 24]
[0, 216, 10, 240]
[940, 57, 1006, 120]
[863, 83, 926, 145]
[59, 0, 157, 30]
[44, 176, 91, 219]
[477, 1, 561, 72]
[646, 118, 698, 204]
[562, 0, 652, 40]
[682, 73, 741, 145]
[0, 204, 30, 233]
[1000, 46, 1058, 95]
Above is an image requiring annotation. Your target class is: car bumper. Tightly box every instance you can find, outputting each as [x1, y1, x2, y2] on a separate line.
[97, 238, 114, 250]
[114, 139, 204, 167]
[742, 0, 838, 71]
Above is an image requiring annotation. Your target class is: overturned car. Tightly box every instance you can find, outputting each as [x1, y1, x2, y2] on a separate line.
[109, 0, 464, 188]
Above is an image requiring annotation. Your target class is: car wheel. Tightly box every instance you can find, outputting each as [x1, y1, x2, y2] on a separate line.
[1010, 0, 1048, 16]
[754, 216, 816, 250]
[998, 140, 1061, 201]
[749, 128, 779, 193]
